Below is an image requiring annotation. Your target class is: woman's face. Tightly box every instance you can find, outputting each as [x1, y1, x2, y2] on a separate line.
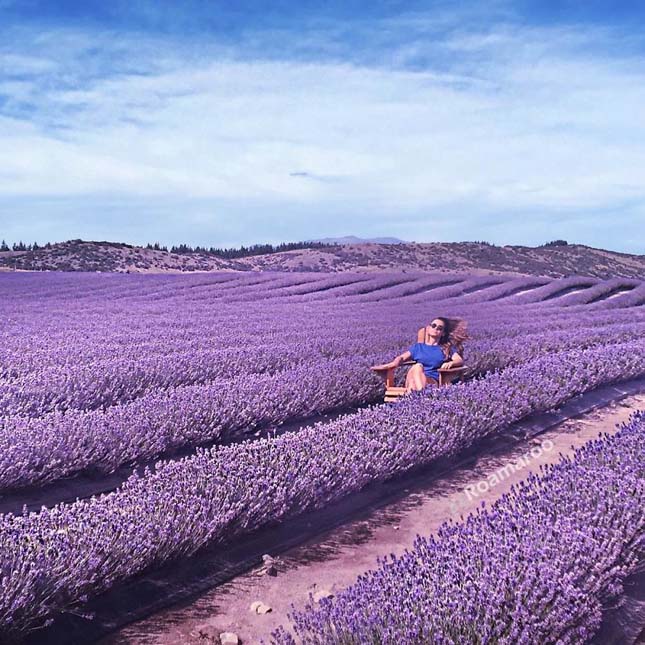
[427, 318, 445, 341]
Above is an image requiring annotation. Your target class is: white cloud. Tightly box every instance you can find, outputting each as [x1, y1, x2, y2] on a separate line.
[0, 53, 57, 75]
[1, 16, 645, 250]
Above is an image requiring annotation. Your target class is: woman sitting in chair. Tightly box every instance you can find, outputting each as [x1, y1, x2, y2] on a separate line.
[371, 317, 468, 393]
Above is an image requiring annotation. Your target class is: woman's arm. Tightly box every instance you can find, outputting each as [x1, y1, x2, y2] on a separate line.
[371, 350, 412, 371]
[440, 351, 463, 370]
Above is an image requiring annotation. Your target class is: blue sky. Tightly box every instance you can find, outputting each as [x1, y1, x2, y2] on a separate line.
[1, 1, 644, 253]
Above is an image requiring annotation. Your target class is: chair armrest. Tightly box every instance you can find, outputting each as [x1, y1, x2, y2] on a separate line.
[372, 361, 417, 388]
[371, 360, 416, 373]
[437, 365, 467, 386]
[374, 363, 468, 390]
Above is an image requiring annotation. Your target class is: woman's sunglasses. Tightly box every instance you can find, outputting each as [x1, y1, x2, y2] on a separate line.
[429, 323, 444, 331]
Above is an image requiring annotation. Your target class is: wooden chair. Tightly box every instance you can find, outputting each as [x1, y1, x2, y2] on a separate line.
[374, 326, 467, 402]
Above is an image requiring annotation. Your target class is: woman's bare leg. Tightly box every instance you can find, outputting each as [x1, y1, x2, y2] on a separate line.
[405, 364, 427, 393]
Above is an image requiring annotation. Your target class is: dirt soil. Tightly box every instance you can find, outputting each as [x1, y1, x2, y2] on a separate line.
[104, 394, 645, 645]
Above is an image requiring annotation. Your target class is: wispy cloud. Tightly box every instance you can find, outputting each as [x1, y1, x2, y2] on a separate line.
[289, 171, 344, 184]
[1, 8, 644, 251]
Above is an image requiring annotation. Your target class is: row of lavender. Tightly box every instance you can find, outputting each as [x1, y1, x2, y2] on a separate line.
[1, 340, 643, 637]
[2, 272, 642, 378]
[2, 270, 642, 308]
[1, 270, 643, 493]
[273, 411, 645, 645]
[3, 303, 635, 403]
[1, 318, 643, 491]
[1, 274, 641, 417]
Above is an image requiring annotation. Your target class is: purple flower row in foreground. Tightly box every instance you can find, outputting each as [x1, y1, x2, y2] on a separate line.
[0, 340, 642, 637]
[273, 411, 645, 645]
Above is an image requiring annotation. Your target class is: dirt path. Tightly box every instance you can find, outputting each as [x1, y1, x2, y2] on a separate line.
[104, 393, 645, 645]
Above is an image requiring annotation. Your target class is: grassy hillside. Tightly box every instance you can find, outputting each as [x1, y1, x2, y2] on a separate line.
[0, 239, 643, 278]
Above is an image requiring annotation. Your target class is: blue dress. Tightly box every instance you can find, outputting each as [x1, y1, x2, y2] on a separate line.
[408, 343, 456, 381]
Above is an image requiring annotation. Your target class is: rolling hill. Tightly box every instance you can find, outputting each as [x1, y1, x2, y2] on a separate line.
[0, 239, 643, 279]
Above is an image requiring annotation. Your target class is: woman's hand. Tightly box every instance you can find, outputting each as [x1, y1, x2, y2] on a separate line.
[440, 361, 454, 370]
[371, 356, 402, 371]
[371, 352, 409, 372]
[371, 362, 395, 371]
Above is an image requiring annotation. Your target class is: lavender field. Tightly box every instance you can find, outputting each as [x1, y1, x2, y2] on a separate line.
[1, 270, 644, 642]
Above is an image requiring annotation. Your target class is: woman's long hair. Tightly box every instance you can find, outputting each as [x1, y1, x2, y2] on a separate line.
[435, 317, 469, 358]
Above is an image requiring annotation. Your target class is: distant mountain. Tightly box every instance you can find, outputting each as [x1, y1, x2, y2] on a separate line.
[0, 239, 643, 279]
[309, 236, 407, 245]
